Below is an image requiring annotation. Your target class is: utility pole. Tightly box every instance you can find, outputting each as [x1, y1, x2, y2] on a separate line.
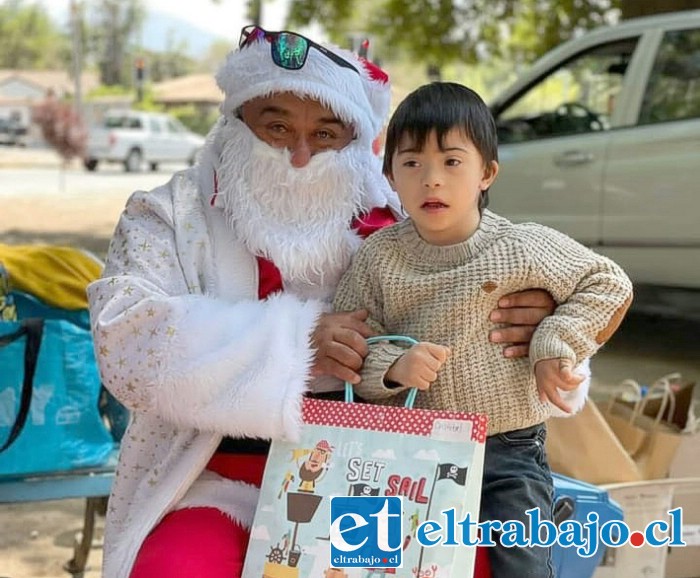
[70, 0, 83, 116]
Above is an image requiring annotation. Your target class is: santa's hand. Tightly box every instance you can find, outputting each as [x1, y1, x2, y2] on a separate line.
[311, 310, 375, 384]
[534, 358, 585, 414]
[489, 289, 556, 358]
[385, 342, 451, 390]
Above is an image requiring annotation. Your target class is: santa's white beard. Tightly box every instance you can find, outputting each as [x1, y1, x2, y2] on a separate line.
[215, 120, 370, 295]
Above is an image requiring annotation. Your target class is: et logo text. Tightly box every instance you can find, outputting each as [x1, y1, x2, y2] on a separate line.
[329, 497, 403, 568]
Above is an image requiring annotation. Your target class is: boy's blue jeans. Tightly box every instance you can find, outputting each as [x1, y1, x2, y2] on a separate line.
[479, 423, 554, 578]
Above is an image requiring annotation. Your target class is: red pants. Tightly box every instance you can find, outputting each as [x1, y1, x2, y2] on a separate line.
[129, 453, 267, 578]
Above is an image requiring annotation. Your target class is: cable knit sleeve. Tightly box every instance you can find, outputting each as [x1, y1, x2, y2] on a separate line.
[518, 224, 634, 370]
[332, 233, 409, 400]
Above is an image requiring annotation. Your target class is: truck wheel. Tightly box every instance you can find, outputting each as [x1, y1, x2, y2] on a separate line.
[125, 149, 142, 172]
[149, 162, 158, 172]
[84, 158, 98, 172]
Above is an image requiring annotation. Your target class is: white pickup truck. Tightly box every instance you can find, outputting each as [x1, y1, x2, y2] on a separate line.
[488, 10, 700, 299]
[84, 110, 206, 172]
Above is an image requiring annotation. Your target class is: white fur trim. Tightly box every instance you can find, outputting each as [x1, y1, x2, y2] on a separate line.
[173, 470, 260, 529]
[549, 357, 591, 417]
[154, 292, 323, 442]
[216, 38, 390, 144]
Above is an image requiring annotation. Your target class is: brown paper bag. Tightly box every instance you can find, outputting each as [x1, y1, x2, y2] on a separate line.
[617, 373, 696, 431]
[545, 399, 642, 485]
[602, 379, 647, 456]
[601, 377, 683, 480]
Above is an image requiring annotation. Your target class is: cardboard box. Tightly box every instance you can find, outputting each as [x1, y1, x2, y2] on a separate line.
[665, 480, 700, 578]
[593, 481, 675, 578]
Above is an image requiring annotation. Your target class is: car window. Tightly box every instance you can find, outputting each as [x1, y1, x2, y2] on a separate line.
[105, 116, 142, 129]
[639, 27, 700, 125]
[166, 119, 184, 133]
[150, 118, 162, 133]
[496, 38, 639, 144]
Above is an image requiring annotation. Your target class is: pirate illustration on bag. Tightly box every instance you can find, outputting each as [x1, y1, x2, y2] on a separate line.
[297, 439, 333, 493]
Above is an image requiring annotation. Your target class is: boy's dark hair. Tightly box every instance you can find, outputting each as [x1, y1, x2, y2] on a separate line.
[382, 82, 498, 210]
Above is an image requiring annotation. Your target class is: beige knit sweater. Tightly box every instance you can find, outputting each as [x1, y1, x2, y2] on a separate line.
[333, 210, 633, 434]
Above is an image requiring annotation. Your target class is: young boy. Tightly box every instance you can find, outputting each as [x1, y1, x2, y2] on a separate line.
[332, 82, 633, 577]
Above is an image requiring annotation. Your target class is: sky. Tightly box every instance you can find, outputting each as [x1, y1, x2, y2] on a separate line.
[31, 0, 319, 56]
[140, 0, 290, 40]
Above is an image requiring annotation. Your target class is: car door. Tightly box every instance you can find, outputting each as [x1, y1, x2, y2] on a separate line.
[163, 117, 191, 162]
[601, 24, 700, 287]
[146, 115, 169, 161]
[489, 37, 641, 245]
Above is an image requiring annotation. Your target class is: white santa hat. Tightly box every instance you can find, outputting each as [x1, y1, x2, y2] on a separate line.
[215, 32, 391, 147]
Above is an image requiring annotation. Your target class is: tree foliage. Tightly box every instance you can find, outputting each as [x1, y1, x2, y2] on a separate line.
[287, 0, 355, 31]
[0, 0, 71, 69]
[285, 0, 700, 68]
[287, 0, 622, 67]
[84, 0, 145, 86]
[31, 91, 87, 162]
[146, 36, 197, 83]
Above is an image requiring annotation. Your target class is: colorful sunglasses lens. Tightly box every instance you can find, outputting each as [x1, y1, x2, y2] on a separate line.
[270, 33, 309, 70]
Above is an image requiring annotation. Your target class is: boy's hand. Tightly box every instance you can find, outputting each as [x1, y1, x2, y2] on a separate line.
[385, 342, 451, 390]
[534, 358, 585, 414]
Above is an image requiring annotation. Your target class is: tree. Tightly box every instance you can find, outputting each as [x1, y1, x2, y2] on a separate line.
[147, 34, 197, 82]
[287, 0, 620, 69]
[32, 91, 87, 163]
[85, 0, 145, 86]
[0, 0, 71, 69]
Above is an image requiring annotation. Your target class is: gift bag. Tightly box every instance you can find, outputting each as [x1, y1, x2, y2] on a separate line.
[242, 336, 488, 578]
[601, 379, 648, 456]
[615, 373, 697, 433]
[601, 377, 683, 480]
[0, 317, 114, 476]
[545, 399, 642, 485]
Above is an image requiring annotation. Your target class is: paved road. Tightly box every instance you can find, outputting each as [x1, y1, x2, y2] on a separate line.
[0, 165, 189, 257]
[0, 164, 185, 197]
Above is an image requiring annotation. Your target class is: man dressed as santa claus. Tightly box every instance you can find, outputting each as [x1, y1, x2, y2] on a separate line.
[88, 25, 557, 578]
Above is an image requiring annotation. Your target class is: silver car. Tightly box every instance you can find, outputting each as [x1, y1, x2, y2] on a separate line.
[489, 10, 700, 294]
[84, 110, 205, 172]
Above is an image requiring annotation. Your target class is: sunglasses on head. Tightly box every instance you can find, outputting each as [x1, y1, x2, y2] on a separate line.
[239, 25, 359, 75]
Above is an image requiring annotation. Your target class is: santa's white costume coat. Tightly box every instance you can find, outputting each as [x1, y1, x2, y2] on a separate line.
[88, 35, 400, 577]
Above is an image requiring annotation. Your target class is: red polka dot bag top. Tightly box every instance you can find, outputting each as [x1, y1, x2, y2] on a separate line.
[242, 336, 488, 578]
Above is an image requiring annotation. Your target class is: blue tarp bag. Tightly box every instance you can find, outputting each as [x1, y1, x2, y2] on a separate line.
[0, 301, 114, 476]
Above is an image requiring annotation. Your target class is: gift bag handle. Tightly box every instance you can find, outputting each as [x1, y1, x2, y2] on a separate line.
[344, 335, 419, 408]
[0, 318, 44, 453]
[606, 379, 643, 423]
[638, 376, 676, 431]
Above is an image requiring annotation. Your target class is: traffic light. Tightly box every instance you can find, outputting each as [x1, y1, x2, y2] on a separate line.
[135, 58, 145, 83]
[134, 57, 145, 102]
